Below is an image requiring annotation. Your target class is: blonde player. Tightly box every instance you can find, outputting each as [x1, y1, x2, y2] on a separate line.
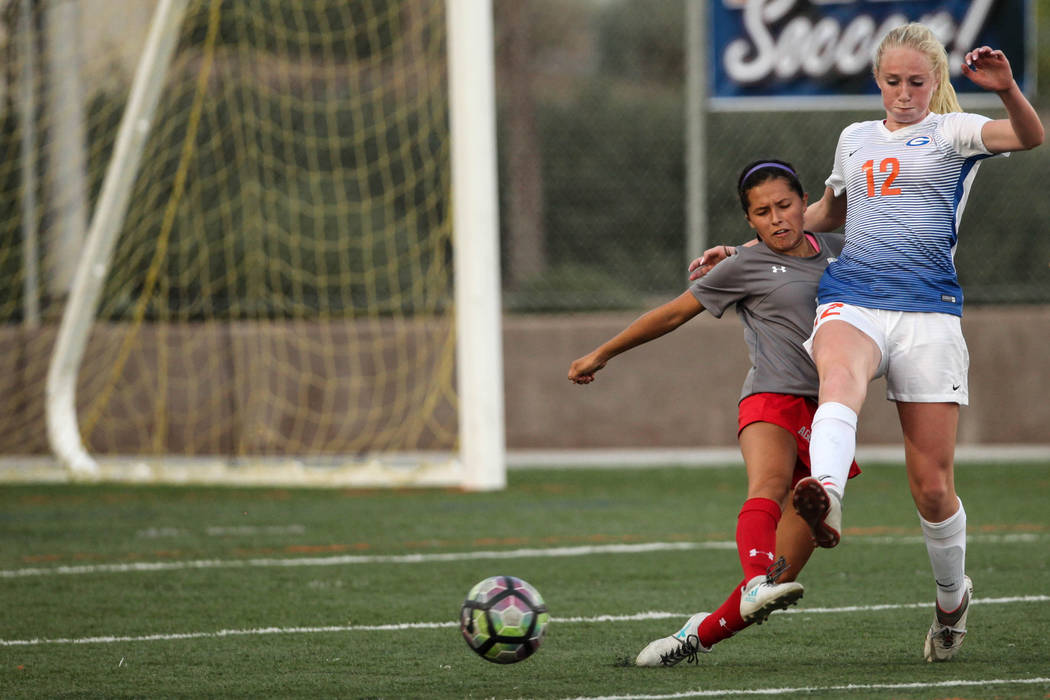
[693, 26, 1044, 662]
[569, 160, 858, 666]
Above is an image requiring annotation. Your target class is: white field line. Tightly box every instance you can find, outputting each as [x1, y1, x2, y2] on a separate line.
[563, 676, 1050, 700]
[137, 525, 309, 538]
[4, 533, 1045, 579]
[0, 542, 730, 578]
[1, 595, 1046, 648]
[1, 532, 1044, 579]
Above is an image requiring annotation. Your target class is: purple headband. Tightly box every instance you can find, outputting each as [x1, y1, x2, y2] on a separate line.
[742, 162, 797, 183]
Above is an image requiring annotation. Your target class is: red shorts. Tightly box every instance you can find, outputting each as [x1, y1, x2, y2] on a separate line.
[738, 392, 861, 488]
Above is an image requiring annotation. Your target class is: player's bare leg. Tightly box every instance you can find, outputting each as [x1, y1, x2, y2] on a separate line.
[799, 319, 880, 546]
[774, 501, 817, 583]
[898, 402, 960, 522]
[740, 422, 796, 502]
[898, 401, 972, 661]
[812, 319, 878, 416]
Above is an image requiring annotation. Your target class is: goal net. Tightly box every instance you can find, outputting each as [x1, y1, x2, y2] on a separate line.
[2, 0, 504, 488]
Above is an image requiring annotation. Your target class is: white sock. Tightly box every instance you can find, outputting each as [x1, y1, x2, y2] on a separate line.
[809, 401, 857, 501]
[920, 499, 967, 612]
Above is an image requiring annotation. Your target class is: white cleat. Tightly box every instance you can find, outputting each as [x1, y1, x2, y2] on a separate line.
[739, 574, 804, 624]
[635, 612, 711, 667]
[793, 477, 842, 548]
[924, 576, 973, 662]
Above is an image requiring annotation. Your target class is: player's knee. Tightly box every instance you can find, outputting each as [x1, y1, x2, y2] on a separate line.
[911, 473, 954, 516]
[746, 475, 792, 502]
[816, 365, 867, 408]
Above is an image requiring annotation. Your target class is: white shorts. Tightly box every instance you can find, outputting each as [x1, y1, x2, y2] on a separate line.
[804, 302, 969, 405]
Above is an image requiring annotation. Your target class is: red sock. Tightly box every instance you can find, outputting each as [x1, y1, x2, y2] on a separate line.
[697, 579, 749, 647]
[696, 499, 784, 649]
[736, 497, 781, 580]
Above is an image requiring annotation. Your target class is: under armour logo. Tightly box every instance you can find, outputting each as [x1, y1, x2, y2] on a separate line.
[749, 549, 775, 561]
[719, 617, 729, 629]
[771, 265, 787, 273]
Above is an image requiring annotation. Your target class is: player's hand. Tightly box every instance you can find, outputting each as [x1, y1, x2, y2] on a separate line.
[961, 47, 1015, 92]
[688, 245, 734, 281]
[568, 353, 606, 384]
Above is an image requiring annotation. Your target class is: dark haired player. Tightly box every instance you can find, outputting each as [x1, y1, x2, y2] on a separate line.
[569, 160, 858, 666]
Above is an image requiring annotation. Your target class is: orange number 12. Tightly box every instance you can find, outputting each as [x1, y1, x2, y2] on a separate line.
[863, 158, 902, 197]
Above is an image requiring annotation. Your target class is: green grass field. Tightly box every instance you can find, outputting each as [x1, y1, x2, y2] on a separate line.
[2, 461, 1049, 699]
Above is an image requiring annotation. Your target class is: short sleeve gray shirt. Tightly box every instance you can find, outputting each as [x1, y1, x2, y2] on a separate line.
[689, 233, 844, 401]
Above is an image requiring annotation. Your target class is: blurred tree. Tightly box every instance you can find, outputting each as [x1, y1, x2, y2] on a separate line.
[496, 0, 546, 288]
[594, 0, 684, 86]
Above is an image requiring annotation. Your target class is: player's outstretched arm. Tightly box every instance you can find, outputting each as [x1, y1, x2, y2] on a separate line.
[963, 47, 1044, 153]
[568, 291, 704, 384]
[803, 186, 846, 233]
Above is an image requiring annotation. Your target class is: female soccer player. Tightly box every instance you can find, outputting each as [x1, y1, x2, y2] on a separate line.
[693, 26, 1044, 662]
[568, 160, 859, 667]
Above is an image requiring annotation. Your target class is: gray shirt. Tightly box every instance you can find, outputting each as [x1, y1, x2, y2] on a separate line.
[689, 233, 844, 401]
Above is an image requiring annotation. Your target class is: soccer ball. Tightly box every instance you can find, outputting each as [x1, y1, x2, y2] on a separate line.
[459, 575, 549, 664]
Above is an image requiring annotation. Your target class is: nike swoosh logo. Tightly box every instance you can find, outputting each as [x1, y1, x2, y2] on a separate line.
[953, 384, 961, 391]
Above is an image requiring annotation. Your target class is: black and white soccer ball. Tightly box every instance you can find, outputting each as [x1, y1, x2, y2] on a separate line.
[459, 575, 549, 664]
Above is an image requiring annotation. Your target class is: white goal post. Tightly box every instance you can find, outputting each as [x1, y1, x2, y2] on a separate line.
[46, 0, 190, 480]
[43, 0, 506, 490]
[447, 0, 507, 491]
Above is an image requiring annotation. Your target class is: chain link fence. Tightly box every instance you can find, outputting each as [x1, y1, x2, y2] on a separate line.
[493, 0, 1050, 312]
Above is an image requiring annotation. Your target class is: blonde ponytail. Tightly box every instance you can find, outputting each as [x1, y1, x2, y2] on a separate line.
[874, 23, 962, 114]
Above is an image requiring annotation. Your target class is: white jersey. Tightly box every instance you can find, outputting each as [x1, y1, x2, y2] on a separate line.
[817, 111, 997, 316]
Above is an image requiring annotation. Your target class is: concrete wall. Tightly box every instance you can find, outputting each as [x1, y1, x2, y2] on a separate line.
[2, 306, 1047, 455]
[505, 306, 1050, 449]
[0, 320, 458, 455]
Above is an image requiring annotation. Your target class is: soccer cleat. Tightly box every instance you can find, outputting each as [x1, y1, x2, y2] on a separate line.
[793, 477, 842, 548]
[923, 576, 973, 662]
[635, 612, 711, 667]
[739, 557, 804, 624]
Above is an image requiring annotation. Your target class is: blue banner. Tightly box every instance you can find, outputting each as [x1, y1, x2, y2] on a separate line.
[709, 0, 1031, 108]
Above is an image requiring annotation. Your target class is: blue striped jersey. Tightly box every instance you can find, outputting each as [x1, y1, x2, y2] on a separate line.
[817, 111, 997, 316]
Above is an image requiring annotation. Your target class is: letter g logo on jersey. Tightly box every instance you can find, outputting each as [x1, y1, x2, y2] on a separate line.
[906, 136, 931, 147]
